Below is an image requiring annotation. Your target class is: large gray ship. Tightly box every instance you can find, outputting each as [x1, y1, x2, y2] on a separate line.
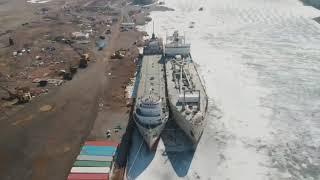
[134, 0, 156, 5]
[164, 31, 208, 146]
[133, 33, 169, 150]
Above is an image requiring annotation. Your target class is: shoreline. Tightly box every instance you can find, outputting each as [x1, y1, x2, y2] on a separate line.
[0, 0, 145, 179]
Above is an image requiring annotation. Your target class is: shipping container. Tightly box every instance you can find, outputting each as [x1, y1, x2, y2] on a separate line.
[68, 173, 109, 180]
[77, 155, 113, 162]
[80, 149, 115, 156]
[82, 146, 117, 152]
[84, 141, 118, 147]
[70, 167, 110, 174]
[74, 160, 112, 167]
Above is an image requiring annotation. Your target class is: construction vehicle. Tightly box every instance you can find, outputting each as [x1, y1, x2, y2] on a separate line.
[9, 37, 14, 46]
[105, 29, 111, 34]
[39, 80, 48, 87]
[96, 40, 106, 51]
[79, 54, 89, 68]
[0, 86, 31, 103]
[70, 66, 78, 74]
[63, 72, 73, 80]
[110, 50, 125, 59]
[63, 65, 78, 80]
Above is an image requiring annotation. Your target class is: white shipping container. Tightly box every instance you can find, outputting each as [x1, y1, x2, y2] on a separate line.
[77, 155, 113, 162]
[71, 167, 110, 174]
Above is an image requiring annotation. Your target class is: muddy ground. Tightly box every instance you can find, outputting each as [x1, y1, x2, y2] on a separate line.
[0, 0, 148, 179]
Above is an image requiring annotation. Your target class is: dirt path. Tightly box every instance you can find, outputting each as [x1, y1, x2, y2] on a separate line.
[0, 49, 108, 180]
[0, 14, 124, 180]
[0, 0, 146, 179]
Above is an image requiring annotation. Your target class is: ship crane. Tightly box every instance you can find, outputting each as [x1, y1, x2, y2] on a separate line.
[172, 58, 194, 92]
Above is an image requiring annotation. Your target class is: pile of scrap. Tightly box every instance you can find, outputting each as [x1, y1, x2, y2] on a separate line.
[47, 79, 63, 86]
[71, 32, 90, 40]
[68, 141, 118, 180]
[33, 78, 63, 86]
[120, 22, 135, 32]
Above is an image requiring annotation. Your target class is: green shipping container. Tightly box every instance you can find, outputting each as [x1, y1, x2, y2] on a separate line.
[74, 160, 112, 167]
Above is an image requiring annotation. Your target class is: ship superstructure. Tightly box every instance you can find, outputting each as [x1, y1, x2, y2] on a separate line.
[164, 31, 208, 146]
[165, 31, 190, 56]
[133, 33, 169, 150]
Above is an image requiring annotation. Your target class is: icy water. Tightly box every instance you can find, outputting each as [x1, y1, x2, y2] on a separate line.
[128, 0, 320, 179]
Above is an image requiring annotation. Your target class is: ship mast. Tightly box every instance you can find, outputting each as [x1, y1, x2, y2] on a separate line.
[152, 21, 155, 39]
[180, 59, 183, 93]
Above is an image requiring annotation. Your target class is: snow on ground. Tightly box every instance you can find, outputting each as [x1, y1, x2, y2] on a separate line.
[27, 0, 51, 3]
[128, 0, 320, 179]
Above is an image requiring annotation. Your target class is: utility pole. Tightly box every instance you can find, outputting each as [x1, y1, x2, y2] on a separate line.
[152, 21, 155, 39]
[9, 37, 14, 46]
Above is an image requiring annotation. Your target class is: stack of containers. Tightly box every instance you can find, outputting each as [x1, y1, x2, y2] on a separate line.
[68, 141, 118, 180]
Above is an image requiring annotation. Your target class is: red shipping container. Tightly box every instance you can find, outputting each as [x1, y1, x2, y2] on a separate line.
[68, 173, 109, 180]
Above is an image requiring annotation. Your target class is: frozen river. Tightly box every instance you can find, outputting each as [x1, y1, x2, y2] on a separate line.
[128, 0, 320, 179]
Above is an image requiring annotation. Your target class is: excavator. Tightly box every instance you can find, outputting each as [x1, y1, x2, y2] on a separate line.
[64, 39, 90, 68]
[0, 86, 31, 104]
[79, 53, 89, 68]
[110, 50, 125, 59]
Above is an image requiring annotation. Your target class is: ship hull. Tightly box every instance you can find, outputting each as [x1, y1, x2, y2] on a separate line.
[168, 100, 205, 145]
[165, 54, 208, 147]
[134, 0, 155, 5]
[133, 54, 169, 150]
[134, 116, 167, 150]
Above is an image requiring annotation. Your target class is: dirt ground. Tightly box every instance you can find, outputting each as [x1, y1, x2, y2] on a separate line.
[0, 0, 146, 179]
[88, 30, 141, 142]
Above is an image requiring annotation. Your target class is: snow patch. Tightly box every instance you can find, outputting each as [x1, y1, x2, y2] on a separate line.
[27, 0, 51, 4]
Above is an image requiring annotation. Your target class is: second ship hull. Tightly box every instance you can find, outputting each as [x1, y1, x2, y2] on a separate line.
[165, 55, 208, 147]
[167, 100, 205, 145]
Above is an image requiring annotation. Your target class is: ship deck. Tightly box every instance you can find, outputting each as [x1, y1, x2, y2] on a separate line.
[136, 55, 166, 99]
[165, 55, 208, 116]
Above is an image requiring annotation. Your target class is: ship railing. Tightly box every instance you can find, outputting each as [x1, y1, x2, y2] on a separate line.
[134, 114, 162, 129]
[135, 112, 161, 122]
[136, 108, 161, 117]
[186, 54, 209, 113]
